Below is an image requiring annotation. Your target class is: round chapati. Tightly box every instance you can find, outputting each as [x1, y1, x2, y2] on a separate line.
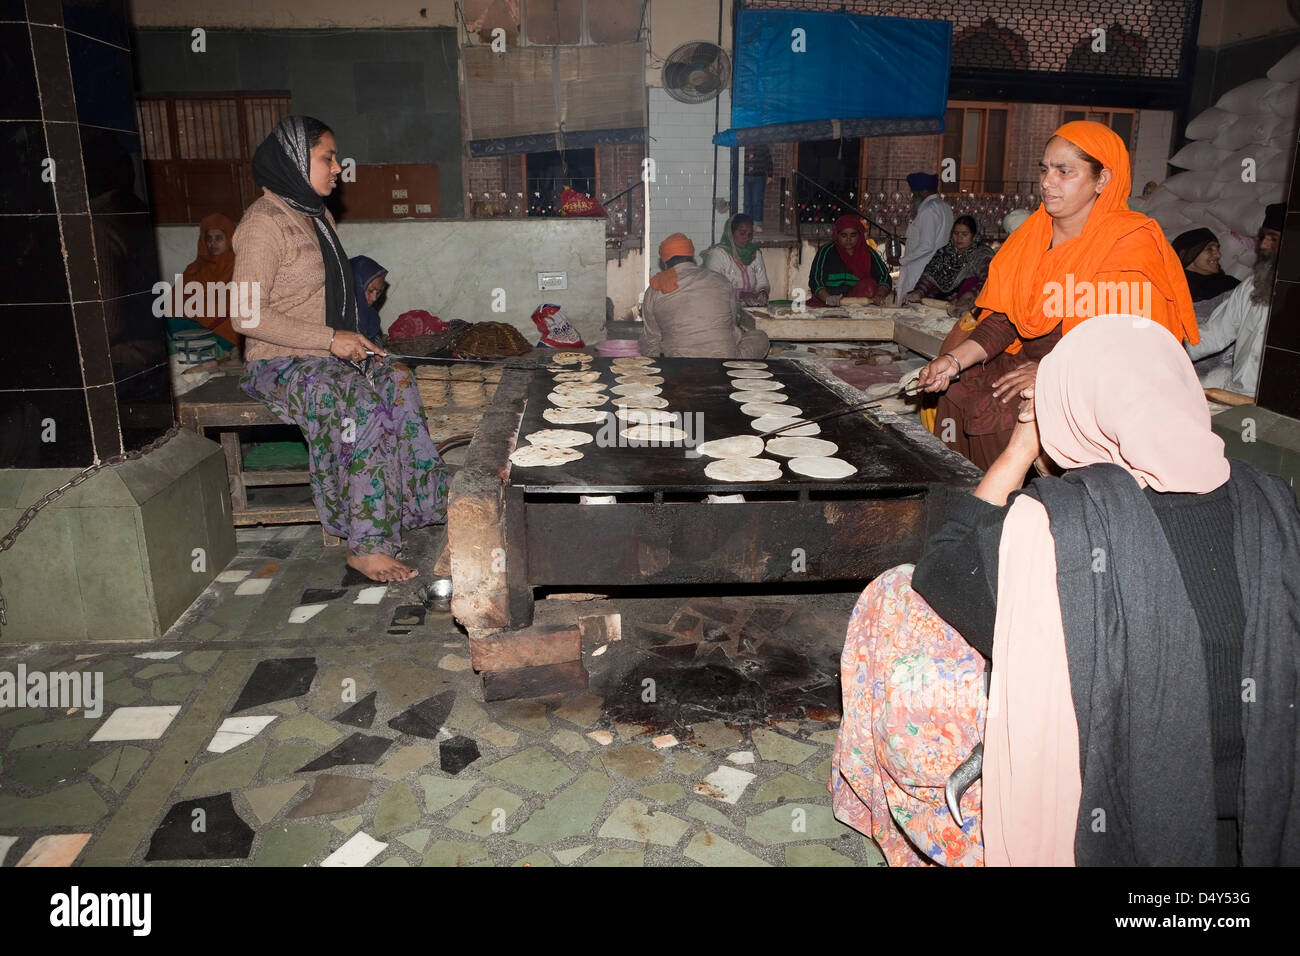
[863, 382, 901, 399]
[554, 370, 602, 383]
[551, 384, 606, 397]
[509, 444, 583, 467]
[723, 360, 768, 369]
[621, 424, 689, 443]
[696, 435, 765, 459]
[524, 428, 594, 448]
[615, 408, 676, 425]
[726, 369, 774, 379]
[730, 390, 789, 404]
[614, 375, 664, 386]
[788, 456, 857, 479]
[750, 415, 821, 436]
[544, 407, 609, 425]
[612, 383, 662, 397]
[704, 457, 783, 482]
[611, 355, 653, 363]
[740, 402, 803, 418]
[548, 392, 607, 408]
[765, 436, 839, 458]
[612, 395, 670, 409]
[628, 365, 661, 374]
[730, 377, 783, 391]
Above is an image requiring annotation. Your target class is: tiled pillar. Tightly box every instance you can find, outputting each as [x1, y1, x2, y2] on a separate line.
[1258, 119, 1300, 419]
[1, 0, 172, 469]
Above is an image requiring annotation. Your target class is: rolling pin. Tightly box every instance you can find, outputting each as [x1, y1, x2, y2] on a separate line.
[1203, 388, 1254, 407]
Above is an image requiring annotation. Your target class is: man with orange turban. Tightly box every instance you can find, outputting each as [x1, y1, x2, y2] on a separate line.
[915, 121, 1198, 470]
[639, 233, 770, 359]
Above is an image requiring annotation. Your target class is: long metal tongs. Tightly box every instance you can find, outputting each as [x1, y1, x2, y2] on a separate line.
[757, 382, 928, 438]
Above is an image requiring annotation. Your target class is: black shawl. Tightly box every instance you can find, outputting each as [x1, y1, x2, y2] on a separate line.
[252, 116, 357, 333]
[1024, 461, 1300, 866]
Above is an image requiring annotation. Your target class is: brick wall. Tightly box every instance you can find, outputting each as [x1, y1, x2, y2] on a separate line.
[647, 88, 732, 253]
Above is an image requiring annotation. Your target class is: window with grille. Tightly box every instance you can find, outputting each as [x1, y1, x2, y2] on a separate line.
[136, 93, 292, 224]
[1061, 107, 1138, 151]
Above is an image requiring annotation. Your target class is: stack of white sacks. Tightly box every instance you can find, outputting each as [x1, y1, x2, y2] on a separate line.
[1140, 45, 1300, 280]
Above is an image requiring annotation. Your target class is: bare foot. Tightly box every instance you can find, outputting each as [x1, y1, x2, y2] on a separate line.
[347, 551, 420, 582]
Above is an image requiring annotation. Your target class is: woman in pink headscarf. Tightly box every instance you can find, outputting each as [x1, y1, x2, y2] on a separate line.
[830, 316, 1300, 867]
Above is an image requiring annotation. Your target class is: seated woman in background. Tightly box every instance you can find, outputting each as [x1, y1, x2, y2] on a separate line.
[902, 215, 995, 317]
[830, 316, 1300, 867]
[234, 115, 448, 583]
[808, 213, 892, 307]
[168, 213, 242, 361]
[1174, 228, 1240, 310]
[350, 255, 389, 343]
[702, 214, 770, 307]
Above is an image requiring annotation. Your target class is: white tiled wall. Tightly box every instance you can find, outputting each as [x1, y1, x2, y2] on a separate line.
[647, 88, 732, 259]
[1133, 110, 1176, 195]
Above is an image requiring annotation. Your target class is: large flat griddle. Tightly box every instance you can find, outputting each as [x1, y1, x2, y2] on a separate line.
[510, 357, 953, 494]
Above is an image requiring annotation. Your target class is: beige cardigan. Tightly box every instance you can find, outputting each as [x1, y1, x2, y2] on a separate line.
[231, 189, 339, 361]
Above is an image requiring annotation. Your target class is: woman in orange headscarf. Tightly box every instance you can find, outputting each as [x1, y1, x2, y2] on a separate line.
[916, 121, 1197, 470]
[170, 213, 241, 357]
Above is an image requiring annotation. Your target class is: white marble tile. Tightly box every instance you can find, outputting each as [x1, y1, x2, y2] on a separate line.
[320, 832, 387, 867]
[726, 751, 755, 765]
[207, 715, 277, 754]
[652, 734, 679, 749]
[74, 654, 100, 661]
[90, 705, 181, 742]
[353, 586, 387, 605]
[215, 570, 251, 583]
[0, 836, 16, 867]
[134, 651, 182, 660]
[16, 833, 92, 867]
[694, 766, 756, 805]
[287, 604, 327, 624]
[234, 578, 271, 596]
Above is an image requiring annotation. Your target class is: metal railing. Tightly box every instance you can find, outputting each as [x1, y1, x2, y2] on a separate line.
[466, 176, 643, 238]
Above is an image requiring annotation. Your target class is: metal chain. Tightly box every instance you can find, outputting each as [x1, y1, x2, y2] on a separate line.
[0, 425, 183, 625]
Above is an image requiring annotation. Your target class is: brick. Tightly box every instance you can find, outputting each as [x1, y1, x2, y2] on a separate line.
[482, 660, 588, 701]
[577, 613, 621, 647]
[468, 623, 581, 671]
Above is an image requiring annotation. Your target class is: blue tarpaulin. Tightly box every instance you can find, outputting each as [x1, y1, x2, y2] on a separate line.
[714, 8, 952, 146]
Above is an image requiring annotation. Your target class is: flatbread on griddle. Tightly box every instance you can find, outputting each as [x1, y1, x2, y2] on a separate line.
[729, 378, 784, 391]
[740, 402, 803, 418]
[611, 356, 654, 366]
[696, 435, 765, 459]
[612, 383, 662, 397]
[723, 360, 768, 369]
[730, 390, 789, 404]
[621, 424, 689, 443]
[765, 436, 839, 458]
[787, 456, 857, 479]
[553, 370, 602, 383]
[613, 375, 664, 386]
[548, 392, 607, 408]
[615, 408, 676, 425]
[704, 457, 783, 482]
[524, 428, 594, 447]
[726, 369, 775, 380]
[612, 395, 670, 409]
[544, 407, 609, 425]
[750, 415, 821, 436]
[509, 444, 583, 467]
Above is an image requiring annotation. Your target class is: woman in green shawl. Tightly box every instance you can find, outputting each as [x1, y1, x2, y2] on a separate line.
[702, 214, 771, 307]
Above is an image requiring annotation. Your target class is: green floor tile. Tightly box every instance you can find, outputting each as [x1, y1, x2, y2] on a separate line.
[744, 803, 846, 846]
[422, 840, 490, 867]
[181, 740, 268, 798]
[508, 771, 611, 846]
[446, 787, 524, 837]
[0, 782, 108, 827]
[419, 774, 477, 814]
[483, 746, 575, 794]
[685, 829, 770, 867]
[9, 715, 95, 749]
[89, 745, 150, 793]
[374, 782, 421, 836]
[253, 825, 331, 867]
[8, 747, 98, 789]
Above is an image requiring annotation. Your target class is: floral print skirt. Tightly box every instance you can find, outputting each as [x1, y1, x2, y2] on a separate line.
[241, 356, 448, 556]
[829, 565, 987, 866]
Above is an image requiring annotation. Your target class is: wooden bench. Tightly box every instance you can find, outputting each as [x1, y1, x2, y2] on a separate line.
[176, 375, 342, 544]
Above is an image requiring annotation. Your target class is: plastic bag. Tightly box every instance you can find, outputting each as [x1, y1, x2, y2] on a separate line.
[530, 304, 584, 349]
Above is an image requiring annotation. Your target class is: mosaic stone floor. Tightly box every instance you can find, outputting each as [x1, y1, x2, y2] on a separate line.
[0, 525, 885, 867]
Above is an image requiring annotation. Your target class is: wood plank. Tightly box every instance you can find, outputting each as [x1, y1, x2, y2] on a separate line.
[232, 505, 318, 526]
[891, 321, 947, 359]
[242, 470, 312, 487]
[754, 317, 895, 341]
[468, 624, 581, 672]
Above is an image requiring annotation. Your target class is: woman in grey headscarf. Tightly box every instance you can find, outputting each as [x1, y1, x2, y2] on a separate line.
[233, 116, 447, 583]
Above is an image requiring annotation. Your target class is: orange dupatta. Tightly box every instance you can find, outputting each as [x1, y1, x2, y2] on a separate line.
[181, 213, 239, 346]
[976, 121, 1197, 353]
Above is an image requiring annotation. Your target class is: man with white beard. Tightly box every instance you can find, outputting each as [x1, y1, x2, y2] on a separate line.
[1186, 203, 1284, 398]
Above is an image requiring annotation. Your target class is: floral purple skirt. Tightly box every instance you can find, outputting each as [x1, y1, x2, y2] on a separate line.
[241, 356, 448, 556]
